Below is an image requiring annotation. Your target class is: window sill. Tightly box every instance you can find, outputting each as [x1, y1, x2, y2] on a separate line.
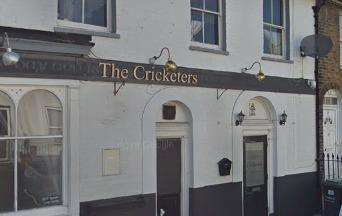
[0, 206, 68, 216]
[261, 56, 294, 64]
[189, 45, 229, 56]
[54, 27, 120, 39]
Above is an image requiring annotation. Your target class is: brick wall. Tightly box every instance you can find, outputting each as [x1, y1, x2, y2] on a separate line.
[318, 1, 342, 181]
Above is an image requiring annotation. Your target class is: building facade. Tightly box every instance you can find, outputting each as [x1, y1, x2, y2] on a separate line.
[317, 0, 342, 183]
[0, 0, 319, 216]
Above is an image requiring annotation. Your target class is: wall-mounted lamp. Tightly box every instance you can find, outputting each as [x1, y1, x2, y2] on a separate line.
[241, 61, 266, 81]
[235, 111, 245, 126]
[1, 32, 20, 66]
[149, 47, 177, 73]
[279, 111, 288, 126]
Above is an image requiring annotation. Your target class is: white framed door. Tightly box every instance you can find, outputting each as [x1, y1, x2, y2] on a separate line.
[156, 123, 191, 216]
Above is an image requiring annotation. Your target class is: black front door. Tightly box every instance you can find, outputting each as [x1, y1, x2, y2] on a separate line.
[243, 136, 268, 216]
[157, 138, 181, 216]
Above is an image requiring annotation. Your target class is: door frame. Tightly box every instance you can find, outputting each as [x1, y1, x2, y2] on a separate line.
[156, 122, 191, 216]
[242, 125, 274, 215]
[323, 105, 338, 155]
[243, 135, 268, 215]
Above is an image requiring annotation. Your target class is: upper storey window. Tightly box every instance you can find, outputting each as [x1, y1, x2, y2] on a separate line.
[263, 0, 288, 58]
[58, 0, 114, 32]
[191, 0, 222, 47]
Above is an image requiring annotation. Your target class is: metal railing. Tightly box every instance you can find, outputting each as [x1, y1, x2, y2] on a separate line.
[324, 153, 342, 180]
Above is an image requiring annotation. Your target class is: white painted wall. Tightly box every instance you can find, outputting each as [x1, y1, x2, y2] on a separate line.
[0, 0, 317, 211]
[77, 82, 316, 202]
[0, 0, 315, 79]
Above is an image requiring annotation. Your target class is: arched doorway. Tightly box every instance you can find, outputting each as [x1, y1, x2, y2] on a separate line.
[241, 97, 277, 216]
[323, 89, 342, 180]
[323, 90, 341, 156]
[155, 101, 193, 216]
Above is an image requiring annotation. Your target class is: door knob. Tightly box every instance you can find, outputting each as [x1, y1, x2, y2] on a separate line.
[160, 208, 166, 216]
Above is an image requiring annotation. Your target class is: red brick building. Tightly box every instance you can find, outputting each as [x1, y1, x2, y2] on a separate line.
[318, 0, 342, 181]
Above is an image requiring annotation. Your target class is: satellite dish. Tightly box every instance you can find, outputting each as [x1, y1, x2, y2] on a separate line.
[300, 34, 333, 58]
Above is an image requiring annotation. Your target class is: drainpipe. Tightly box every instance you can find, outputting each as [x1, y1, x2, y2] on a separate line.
[313, 0, 327, 212]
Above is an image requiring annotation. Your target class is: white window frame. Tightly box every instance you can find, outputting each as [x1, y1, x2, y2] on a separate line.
[190, 0, 223, 50]
[45, 107, 63, 135]
[0, 106, 11, 162]
[57, 0, 112, 33]
[0, 88, 67, 216]
[263, 0, 287, 59]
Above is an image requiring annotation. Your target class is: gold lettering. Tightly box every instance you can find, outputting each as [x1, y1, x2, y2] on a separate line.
[162, 70, 170, 82]
[187, 74, 193, 84]
[121, 69, 129, 79]
[181, 73, 188, 83]
[111, 64, 121, 78]
[145, 70, 155, 81]
[177, 72, 182, 82]
[133, 66, 145, 80]
[101, 63, 198, 85]
[192, 75, 199, 85]
[155, 72, 163, 81]
[99, 63, 111, 78]
[150, 71, 155, 81]
[170, 73, 177, 82]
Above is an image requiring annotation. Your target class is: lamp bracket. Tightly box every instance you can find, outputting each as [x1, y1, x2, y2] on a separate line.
[217, 89, 229, 100]
[149, 47, 172, 65]
[156, 47, 171, 60]
[242, 61, 262, 72]
[113, 80, 125, 96]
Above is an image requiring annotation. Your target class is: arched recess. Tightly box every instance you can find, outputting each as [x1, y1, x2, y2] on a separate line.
[232, 94, 278, 215]
[155, 101, 193, 216]
[139, 87, 195, 216]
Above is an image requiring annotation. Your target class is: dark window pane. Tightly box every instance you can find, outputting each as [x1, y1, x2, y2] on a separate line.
[263, 0, 272, 23]
[191, 0, 203, 9]
[264, 25, 272, 54]
[0, 110, 8, 136]
[18, 138, 63, 210]
[264, 24, 283, 55]
[273, 0, 283, 26]
[205, 0, 219, 12]
[245, 142, 265, 187]
[191, 10, 203, 43]
[0, 140, 14, 213]
[204, 13, 219, 45]
[85, 0, 107, 27]
[58, 0, 82, 23]
[18, 90, 63, 137]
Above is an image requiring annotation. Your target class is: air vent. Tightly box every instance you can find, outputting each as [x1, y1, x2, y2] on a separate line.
[162, 105, 176, 120]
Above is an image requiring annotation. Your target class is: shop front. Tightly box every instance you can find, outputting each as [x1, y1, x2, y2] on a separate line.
[0, 29, 318, 216]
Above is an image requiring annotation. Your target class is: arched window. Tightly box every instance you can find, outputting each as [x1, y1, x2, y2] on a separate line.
[0, 90, 64, 213]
